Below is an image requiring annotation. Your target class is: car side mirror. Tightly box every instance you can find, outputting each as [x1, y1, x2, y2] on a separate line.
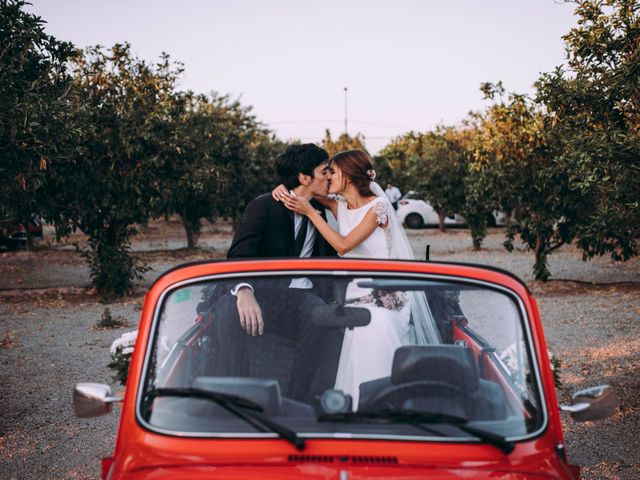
[73, 383, 123, 418]
[560, 385, 617, 421]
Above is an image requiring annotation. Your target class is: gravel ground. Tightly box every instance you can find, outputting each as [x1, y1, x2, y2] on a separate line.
[3, 225, 638, 291]
[1, 221, 638, 479]
[0, 300, 139, 480]
[537, 286, 640, 479]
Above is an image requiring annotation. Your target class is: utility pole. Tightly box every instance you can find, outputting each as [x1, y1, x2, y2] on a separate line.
[344, 86, 348, 136]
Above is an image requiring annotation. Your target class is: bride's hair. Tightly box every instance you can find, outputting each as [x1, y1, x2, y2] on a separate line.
[330, 150, 375, 197]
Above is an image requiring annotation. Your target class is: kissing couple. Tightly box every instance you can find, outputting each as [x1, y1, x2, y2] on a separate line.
[212, 144, 440, 407]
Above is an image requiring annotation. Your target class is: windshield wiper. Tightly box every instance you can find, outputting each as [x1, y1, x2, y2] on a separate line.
[319, 409, 514, 454]
[147, 387, 305, 451]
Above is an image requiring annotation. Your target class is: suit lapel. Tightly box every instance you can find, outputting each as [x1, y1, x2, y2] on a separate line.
[286, 207, 295, 243]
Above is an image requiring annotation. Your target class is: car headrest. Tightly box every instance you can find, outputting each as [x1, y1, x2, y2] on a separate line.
[193, 377, 282, 415]
[391, 345, 479, 392]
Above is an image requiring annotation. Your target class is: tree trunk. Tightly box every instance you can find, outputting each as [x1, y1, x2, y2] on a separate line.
[533, 233, 550, 281]
[437, 211, 447, 233]
[91, 224, 136, 298]
[26, 231, 34, 251]
[467, 212, 487, 251]
[180, 213, 196, 249]
[534, 234, 543, 266]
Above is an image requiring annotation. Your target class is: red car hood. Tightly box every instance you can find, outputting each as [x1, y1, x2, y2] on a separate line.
[120, 464, 558, 479]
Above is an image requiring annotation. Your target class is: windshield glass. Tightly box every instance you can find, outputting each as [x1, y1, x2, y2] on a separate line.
[140, 273, 543, 440]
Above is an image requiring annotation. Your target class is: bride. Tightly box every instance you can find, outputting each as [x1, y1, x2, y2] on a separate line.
[275, 149, 440, 407]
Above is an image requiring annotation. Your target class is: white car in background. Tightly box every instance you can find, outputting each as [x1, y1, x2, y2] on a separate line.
[396, 191, 515, 229]
[396, 191, 466, 229]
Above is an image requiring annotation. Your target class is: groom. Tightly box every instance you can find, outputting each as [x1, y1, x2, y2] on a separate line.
[212, 143, 341, 402]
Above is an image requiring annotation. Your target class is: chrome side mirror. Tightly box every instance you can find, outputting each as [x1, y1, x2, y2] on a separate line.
[73, 383, 123, 418]
[560, 385, 617, 421]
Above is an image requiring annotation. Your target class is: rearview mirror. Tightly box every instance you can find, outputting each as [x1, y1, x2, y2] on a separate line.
[560, 385, 617, 421]
[73, 383, 123, 418]
[310, 305, 371, 329]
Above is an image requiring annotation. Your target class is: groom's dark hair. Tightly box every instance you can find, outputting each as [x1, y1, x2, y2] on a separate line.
[276, 143, 329, 190]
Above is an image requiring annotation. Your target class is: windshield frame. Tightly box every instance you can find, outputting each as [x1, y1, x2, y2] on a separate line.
[135, 269, 549, 443]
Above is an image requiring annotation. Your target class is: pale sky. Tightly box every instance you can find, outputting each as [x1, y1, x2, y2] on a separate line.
[27, 0, 578, 154]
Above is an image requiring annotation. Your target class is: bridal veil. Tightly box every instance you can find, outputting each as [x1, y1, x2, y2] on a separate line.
[369, 181, 442, 345]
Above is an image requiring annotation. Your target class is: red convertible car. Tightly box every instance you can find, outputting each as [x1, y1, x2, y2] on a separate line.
[74, 258, 616, 479]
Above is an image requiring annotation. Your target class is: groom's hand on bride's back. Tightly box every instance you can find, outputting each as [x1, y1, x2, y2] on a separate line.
[236, 288, 264, 336]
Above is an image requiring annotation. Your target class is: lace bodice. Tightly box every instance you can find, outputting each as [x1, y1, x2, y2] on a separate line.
[336, 197, 393, 258]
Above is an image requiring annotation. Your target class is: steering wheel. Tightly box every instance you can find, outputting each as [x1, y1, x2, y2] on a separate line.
[365, 380, 474, 411]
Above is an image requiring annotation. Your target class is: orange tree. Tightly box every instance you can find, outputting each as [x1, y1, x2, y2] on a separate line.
[238, 131, 286, 217]
[467, 1, 639, 279]
[378, 129, 468, 232]
[465, 83, 577, 278]
[374, 132, 420, 195]
[320, 129, 367, 157]
[0, 0, 77, 247]
[535, 0, 639, 265]
[158, 91, 282, 247]
[47, 44, 182, 298]
[411, 127, 468, 232]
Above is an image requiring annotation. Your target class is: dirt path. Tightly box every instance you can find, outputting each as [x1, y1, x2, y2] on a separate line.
[2, 220, 639, 291]
[1, 220, 638, 479]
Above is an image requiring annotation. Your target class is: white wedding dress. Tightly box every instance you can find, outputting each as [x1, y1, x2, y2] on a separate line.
[333, 195, 420, 408]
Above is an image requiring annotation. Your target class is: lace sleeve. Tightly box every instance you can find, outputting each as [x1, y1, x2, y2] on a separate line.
[373, 200, 391, 227]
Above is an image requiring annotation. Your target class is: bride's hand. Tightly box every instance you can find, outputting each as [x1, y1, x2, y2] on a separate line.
[272, 184, 291, 202]
[282, 195, 315, 216]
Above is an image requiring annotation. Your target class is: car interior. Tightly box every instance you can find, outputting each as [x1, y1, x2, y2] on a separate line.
[143, 274, 538, 435]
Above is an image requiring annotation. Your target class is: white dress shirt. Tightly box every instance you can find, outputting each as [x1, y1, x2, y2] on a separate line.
[231, 208, 317, 295]
[385, 186, 402, 204]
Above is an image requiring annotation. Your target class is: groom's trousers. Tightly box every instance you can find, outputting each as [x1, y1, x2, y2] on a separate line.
[211, 286, 343, 404]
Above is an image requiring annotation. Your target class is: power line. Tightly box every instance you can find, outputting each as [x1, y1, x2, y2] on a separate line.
[264, 119, 414, 131]
[266, 119, 342, 125]
[285, 135, 399, 141]
[350, 120, 414, 130]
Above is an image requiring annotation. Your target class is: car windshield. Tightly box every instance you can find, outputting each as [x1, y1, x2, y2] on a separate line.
[140, 272, 544, 442]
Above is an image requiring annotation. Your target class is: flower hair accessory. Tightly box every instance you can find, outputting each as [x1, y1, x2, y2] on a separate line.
[367, 169, 376, 181]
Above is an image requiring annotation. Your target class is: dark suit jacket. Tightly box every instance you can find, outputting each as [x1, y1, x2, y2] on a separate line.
[228, 193, 336, 259]
[223, 193, 337, 298]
